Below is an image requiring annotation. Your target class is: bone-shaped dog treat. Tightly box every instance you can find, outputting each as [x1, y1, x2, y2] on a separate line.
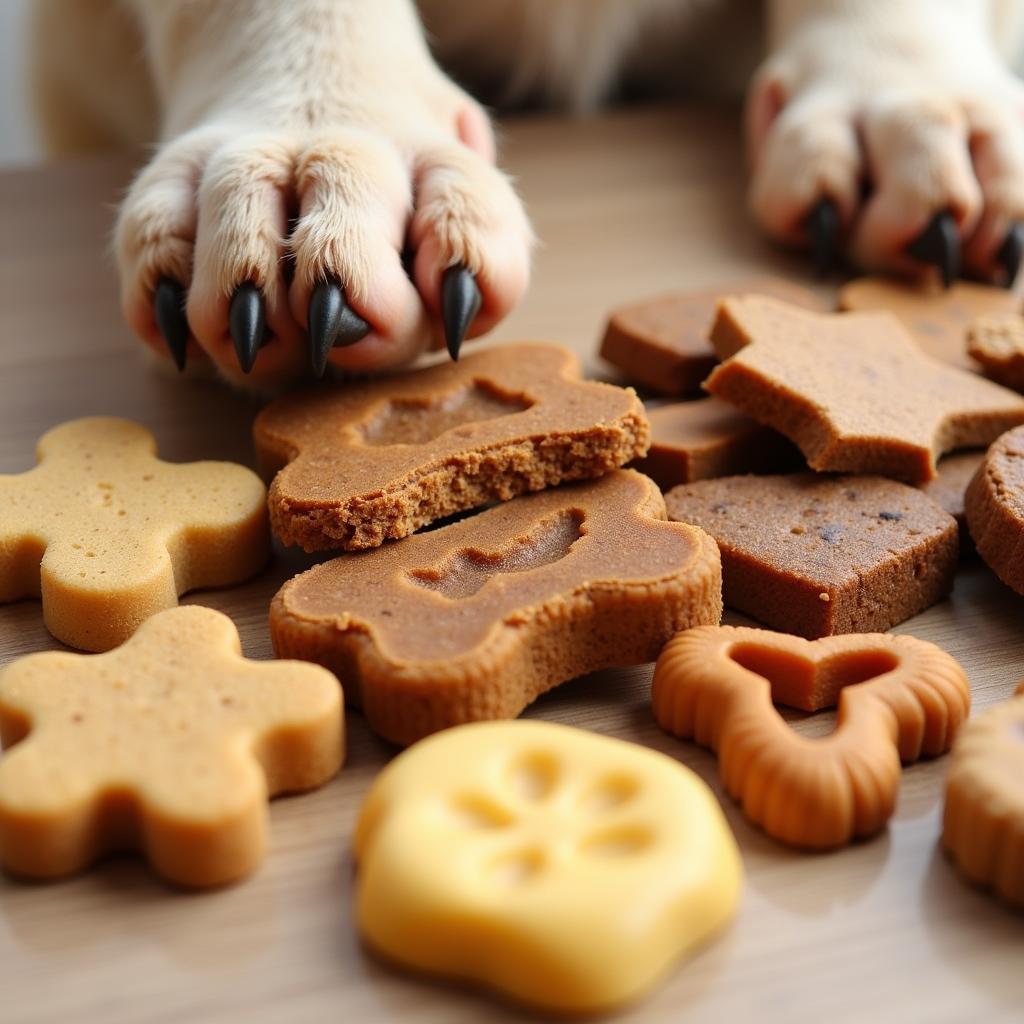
[968, 313, 1024, 392]
[706, 295, 1024, 483]
[0, 606, 344, 887]
[0, 417, 269, 651]
[599, 278, 824, 395]
[354, 720, 742, 1014]
[965, 425, 1024, 594]
[271, 470, 722, 746]
[653, 625, 970, 849]
[943, 681, 1024, 909]
[254, 343, 649, 552]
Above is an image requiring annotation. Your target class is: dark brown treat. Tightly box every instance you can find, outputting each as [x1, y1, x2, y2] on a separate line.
[920, 451, 985, 532]
[965, 426, 1024, 594]
[254, 343, 649, 552]
[665, 473, 959, 639]
[706, 295, 1024, 484]
[634, 397, 802, 490]
[270, 470, 723, 746]
[599, 278, 825, 395]
[967, 313, 1024, 393]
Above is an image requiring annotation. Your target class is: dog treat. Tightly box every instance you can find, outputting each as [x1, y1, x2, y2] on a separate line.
[665, 473, 958, 638]
[653, 625, 970, 849]
[635, 397, 801, 490]
[707, 295, 1024, 483]
[965, 425, 1024, 594]
[354, 719, 742, 1013]
[839, 276, 1018, 371]
[920, 451, 985, 533]
[271, 470, 722, 746]
[255, 343, 649, 552]
[943, 682, 1024, 909]
[0, 417, 269, 651]
[0, 605, 344, 887]
[599, 278, 824, 395]
[967, 313, 1024, 392]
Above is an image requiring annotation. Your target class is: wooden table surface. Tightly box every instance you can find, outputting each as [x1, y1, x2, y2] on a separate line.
[1, 107, 1022, 1024]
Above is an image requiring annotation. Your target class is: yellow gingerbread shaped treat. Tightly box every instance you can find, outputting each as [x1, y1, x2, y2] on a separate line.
[653, 626, 969, 849]
[354, 720, 742, 1014]
[0, 417, 269, 651]
[943, 681, 1024, 909]
[0, 606, 344, 887]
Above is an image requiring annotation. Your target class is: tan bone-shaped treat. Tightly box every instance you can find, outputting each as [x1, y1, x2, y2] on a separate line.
[254, 343, 649, 552]
[271, 470, 722, 746]
[0, 606, 344, 887]
[0, 417, 269, 651]
[653, 626, 970, 849]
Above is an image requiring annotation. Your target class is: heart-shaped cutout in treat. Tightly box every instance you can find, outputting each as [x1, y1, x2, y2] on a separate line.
[652, 625, 970, 849]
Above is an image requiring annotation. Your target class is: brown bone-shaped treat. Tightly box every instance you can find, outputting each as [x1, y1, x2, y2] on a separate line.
[270, 470, 722, 746]
[254, 344, 649, 552]
[653, 625, 970, 849]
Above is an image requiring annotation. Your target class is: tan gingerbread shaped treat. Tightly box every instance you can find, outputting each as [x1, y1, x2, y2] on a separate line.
[665, 473, 958, 638]
[635, 397, 802, 490]
[943, 681, 1024, 909]
[0, 417, 269, 651]
[653, 626, 970, 849]
[965, 425, 1024, 594]
[599, 277, 824, 395]
[0, 605, 344, 888]
[839, 276, 1018, 372]
[706, 295, 1024, 483]
[254, 343, 649, 552]
[271, 470, 722, 746]
[967, 313, 1024, 393]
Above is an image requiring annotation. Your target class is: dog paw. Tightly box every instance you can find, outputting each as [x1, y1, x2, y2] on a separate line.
[746, 17, 1024, 285]
[115, 77, 532, 387]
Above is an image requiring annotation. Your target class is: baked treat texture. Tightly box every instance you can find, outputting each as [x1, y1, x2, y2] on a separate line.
[599, 278, 824, 395]
[271, 470, 722, 746]
[967, 312, 1024, 392]
[920, 451, 985, 535]
[943, 681, 1024, 909]
[354, 720, 742, 1013]
[653, 626, 969, 849]
[839, 276, 1018, 372]
[665, 473, 959, 638]
[706, 295, 1024, 483]
[965, 425, 1024, 594]
[254, 343, 649, 552]
[0, 606, 344, 887]
[0, 417, 269, 651]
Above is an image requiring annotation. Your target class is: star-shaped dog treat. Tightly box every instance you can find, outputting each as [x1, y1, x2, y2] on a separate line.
[706, 296, 1024, 483]
[0, 605, 344, 887]
[0, 417, 269, 650]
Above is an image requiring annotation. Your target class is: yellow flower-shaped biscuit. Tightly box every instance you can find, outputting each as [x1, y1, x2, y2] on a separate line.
[354, 720, 742, 1013]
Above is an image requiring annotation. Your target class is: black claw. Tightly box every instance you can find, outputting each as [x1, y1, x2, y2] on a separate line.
[308, 279, 371, 378]
[441, 265, 481, 362]
[996, 222, 1024, 288]
[906, 210, 960, 288]
[228, 283, 267, 374]
[153, 278, 189, 372]
[805, 198, 839, 277]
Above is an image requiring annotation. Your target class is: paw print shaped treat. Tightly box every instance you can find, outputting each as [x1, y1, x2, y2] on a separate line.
[653, 626, 969, 849]
[0, 606, 344, 887]
[943, 682, 1024, 909]
[354, 720, 742, 1014]
[271, 470, 722, 746]
[0, 417, 269, 651]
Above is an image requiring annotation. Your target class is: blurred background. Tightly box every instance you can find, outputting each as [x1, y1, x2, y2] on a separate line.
[1, 1, 36, 166]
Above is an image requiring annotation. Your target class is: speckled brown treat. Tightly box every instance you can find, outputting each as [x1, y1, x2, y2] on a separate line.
[839, 276, 1018, 372]
[665, 473, 958, 638]
[968, 313, 1024, 393]
[255, 344, 649, 552]
[634, 398, 802, 490]
[599, 278, 824, 395]
[920, 451, 985, 534]
[965, 426, 1024, 594]
[707, 296, 1024, 484]
[271, 470, 722, 746]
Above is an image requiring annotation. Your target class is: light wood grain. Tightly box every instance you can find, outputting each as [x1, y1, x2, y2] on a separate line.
[1, 107, 1022, 1024]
